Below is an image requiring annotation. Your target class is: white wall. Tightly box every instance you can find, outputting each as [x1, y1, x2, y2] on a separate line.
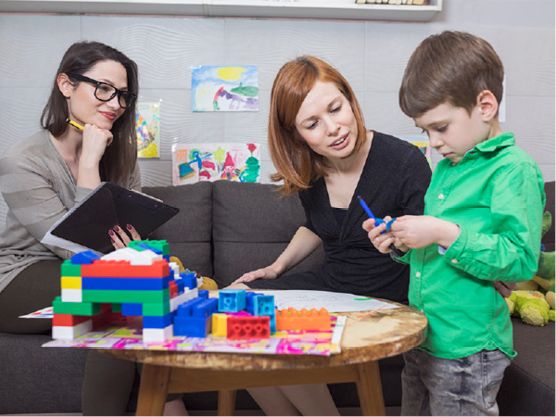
[0, 0, 554, 225]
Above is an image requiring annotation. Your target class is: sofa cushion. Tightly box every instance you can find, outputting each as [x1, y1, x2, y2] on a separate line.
[143, 183, 213, 277]
[0, 333, 87, 414]
[542, 181, 554, 251]
[212, 181, 324, 286]
[497, 318, 555, 416]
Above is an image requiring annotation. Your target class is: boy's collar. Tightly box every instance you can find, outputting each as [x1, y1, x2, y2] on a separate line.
[474, 132, 515, 153]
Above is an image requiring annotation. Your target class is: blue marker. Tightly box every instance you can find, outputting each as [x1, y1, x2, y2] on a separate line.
[357, 195, 395, 232]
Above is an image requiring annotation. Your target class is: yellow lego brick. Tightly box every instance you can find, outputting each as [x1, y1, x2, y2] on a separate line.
[212, 313, 228, 337]
[61, 276, 82, 289]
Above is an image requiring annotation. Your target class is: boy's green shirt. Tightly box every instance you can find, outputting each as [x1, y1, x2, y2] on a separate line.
[399, 132, 545, 359]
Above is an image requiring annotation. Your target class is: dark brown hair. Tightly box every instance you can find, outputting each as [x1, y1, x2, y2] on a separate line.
[41, 41, 139, 186]
[268, 56, 366, 195]
[399, 31, 504, 118]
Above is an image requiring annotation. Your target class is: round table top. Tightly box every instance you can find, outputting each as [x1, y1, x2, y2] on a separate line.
[107, 300, 427, 372]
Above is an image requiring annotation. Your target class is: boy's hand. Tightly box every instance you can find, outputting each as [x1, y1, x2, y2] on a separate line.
[363, 217, 408, 254]
[391, 215, 459, 249]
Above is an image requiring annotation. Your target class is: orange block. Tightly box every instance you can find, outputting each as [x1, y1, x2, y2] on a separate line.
[276, 307, 331, 331]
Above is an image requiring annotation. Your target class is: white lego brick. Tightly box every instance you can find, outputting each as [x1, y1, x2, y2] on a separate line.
[61, 288, 82, 302]
[169, 262, 180, 279]
[101, 247, 162, 265]
[170, 287, 199, 312]
[52, 320, 92, 340]
[143, 325, 173, 343]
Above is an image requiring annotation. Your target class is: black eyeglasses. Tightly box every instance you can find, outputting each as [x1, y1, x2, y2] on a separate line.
[67, 73, 136, 109]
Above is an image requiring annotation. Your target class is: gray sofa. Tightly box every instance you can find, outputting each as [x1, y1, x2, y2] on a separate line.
[0, 180, 554, 415]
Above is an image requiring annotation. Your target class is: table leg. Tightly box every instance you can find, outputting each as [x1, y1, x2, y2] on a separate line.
[355, 361, 385, 416]
[136, 364, 170, 416]
[217, 389, 237, 416]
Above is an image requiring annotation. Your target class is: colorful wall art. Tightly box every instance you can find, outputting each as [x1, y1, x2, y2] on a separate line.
[191, 65, 259, 112]
[136, 101, 161, 158]
[172, 143, 261, 185]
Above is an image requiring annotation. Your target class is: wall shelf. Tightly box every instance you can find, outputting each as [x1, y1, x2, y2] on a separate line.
[0, 0, 442, 21]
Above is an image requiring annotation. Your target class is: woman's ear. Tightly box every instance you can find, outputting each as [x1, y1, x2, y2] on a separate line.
[56, 73, 74, 99]
[476, 90, 499, 121]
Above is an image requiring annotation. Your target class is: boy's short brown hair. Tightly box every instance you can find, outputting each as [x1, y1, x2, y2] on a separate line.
[399, 31, 504, 118]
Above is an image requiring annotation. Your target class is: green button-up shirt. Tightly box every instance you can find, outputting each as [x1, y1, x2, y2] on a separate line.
[400, 132, 545, 359]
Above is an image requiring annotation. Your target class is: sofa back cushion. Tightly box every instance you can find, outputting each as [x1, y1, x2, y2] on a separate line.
[543, 181, 555, 251]
[212, 180, 324, 287]
[143, 182, 213, 277]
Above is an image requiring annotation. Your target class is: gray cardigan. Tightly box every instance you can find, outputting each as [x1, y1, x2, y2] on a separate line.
[0, 130, 141, 292]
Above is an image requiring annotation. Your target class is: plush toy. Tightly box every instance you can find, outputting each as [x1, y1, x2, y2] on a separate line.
[506, 211, 555, 325]
[170, 256, 219, 290]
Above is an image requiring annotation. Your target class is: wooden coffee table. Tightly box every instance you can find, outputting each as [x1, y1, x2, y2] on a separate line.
[107, 300, 427, 416]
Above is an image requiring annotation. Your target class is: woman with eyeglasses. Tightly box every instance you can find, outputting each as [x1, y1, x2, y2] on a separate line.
[0, 41, 175, 415]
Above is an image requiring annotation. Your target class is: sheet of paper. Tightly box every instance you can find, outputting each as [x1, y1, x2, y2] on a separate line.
[259, 290, 398, 313]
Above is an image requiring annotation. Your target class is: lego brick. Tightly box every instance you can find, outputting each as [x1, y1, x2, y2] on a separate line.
[70, 250, 101, 265]
[121, 303, 143, 316]
[198, 290, 209, 299]
[227, 316, 270, 339]
[177, 298, 206, 317]
[276, 308, 331, 331]
[212, 313, 228, 337]
[174, 316, 211, 338]
[101, 247, 162, 265]
[53, 297, 101, 316]
[52, 313, 90, 326]
[180, 271, 197, 289]
[61, 260, 82, 276]
[191, 298, 218, 318]
[143, 313, 173, 329]
[170, 288, 198, 313]
[61, 288, 82, 303]
[61, 276, 82, 289]
[218, 289, 246, 313]
[143, 325, 173, 343]
[143, 301, 171, 316]
[82, 288, 169, 304]
[169, 280, 178, 298]
[82, 259, 169, 278]
[129, 240, 170, 256]
[253, 295, 275, 316]
[52, 320, 92, 340]
[82, 276, 170, 290]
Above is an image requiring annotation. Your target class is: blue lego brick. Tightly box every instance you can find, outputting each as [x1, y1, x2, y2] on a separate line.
[191, 298, 218, 318]
[173, 316, 210, 337]
[245, 292, 256, 314]
[71, 250, 101, 265]
[253, 295, 275, 316]
[82, 276, 171, 291]
[180, 271, 197, 289]
[198, 290, 209, 299]
[143, 313, 173, 328]
[121, 303, 142, 316]
[177, 298, 206, 316]
[270, 313, 276, 333]
[218, 289, 246, 313]
[176, 279, 185, 294]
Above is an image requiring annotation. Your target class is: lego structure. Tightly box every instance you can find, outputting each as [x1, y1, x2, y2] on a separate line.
[52, 240, 331, 343]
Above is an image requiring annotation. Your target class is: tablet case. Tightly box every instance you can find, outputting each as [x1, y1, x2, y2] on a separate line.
[48, 182, 179, 254]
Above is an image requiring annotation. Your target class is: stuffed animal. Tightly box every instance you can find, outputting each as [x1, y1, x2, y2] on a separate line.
[507, 211, 555, 325]
[170, 256, 218, 290]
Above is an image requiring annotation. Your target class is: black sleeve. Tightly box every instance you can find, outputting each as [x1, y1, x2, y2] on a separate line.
[398, 146, 432, 215]
[298, 191, 316, 233]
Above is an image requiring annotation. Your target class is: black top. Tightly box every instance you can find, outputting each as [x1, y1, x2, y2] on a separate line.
[298, 131, 431, 302]
[249, 131, 432, 303]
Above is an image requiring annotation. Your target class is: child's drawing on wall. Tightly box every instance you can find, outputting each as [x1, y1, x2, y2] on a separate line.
[136, 102, 161, 158]
[172, 143, 261, 185]
[191, 65, 259, 112]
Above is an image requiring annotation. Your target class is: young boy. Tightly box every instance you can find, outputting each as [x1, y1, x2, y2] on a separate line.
[363, 31, 546, 415]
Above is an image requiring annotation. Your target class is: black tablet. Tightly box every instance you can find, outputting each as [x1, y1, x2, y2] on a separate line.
[49, 182, 179, 254]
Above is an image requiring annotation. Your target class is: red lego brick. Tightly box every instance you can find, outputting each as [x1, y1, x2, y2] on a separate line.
[81, 259, 169, 278]
[52, 314, 91, 326]
[169, 280, 178, 298]
[227, 315, 270, 339]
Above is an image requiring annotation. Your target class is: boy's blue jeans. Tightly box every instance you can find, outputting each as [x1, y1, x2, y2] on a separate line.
[401, 348, 510, 416]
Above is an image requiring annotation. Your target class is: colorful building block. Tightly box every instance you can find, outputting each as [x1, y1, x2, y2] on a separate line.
[227, 315, 270, 339]
[276, 308, 331, 331]
[218, 289, 246, 313]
